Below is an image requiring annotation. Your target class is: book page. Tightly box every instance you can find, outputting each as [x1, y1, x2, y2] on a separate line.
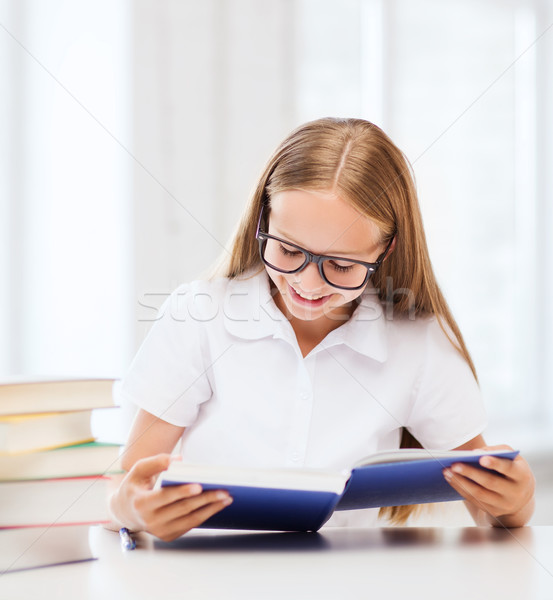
[162, 462, 348, 494]
[352, 448, 515, 468]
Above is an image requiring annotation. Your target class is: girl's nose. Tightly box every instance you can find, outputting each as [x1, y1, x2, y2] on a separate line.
[294, 262, 325, 292]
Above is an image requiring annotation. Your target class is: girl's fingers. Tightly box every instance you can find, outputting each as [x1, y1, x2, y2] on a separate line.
[443, 470, 501, 508]
[443, 448, 534, 524]
[137, 482, 204, 513]
[128, 453, 174, 484]
[447, 462, 510, 494]
[478, 455, 517, 477]
[148, 492, 232, 542]
[134, 487, 232, 532]
[444, 470, 523, 519]
[155, 489, 232, 522]
[151, 496, 233, 542]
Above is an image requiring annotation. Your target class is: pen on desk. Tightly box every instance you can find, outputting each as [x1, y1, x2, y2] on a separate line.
[119, 527, 136, 551]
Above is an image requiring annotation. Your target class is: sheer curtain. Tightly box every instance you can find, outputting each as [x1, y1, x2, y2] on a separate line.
[1, 0, 552, 446]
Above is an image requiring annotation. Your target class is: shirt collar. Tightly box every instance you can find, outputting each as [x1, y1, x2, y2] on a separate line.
[223, 269, 290, 340]
[223, 270, 388, 363]
[318, 286, 388, 363]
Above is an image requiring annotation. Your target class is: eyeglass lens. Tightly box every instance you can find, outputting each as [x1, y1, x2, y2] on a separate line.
[262, 237, 369, 288]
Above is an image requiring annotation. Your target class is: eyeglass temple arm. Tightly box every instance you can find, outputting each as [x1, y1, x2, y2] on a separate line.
[378, 234, 396, 263]
[255, 204, 266, 237]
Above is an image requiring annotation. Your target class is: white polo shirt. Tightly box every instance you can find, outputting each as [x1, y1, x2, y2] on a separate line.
[120, 268, 487, 526]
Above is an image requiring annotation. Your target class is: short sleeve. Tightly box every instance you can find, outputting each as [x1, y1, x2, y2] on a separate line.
[119, 284, 212, 427]
[405, 318, 487, 450]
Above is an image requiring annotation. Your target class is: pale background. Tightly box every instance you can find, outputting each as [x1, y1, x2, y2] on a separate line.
[1, 0, 552, 524]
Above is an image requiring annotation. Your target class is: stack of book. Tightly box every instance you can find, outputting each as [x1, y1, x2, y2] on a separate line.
[0, 378, 122, 573]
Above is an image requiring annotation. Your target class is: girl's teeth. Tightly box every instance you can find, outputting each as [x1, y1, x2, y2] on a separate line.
[294, 288, 323, 300]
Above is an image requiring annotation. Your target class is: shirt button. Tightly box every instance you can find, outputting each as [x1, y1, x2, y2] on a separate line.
[300, 391, 310, 400]
[291, 453, 300, 462]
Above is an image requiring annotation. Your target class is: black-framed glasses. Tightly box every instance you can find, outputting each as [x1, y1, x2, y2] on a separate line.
[255, 205, 394, 290]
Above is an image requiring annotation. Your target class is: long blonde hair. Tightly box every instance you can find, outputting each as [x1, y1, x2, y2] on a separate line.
[219, 117, 477, 524]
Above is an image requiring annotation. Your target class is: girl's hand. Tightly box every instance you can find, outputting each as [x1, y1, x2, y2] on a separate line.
[109, 453, 233, 541]
[443, 444, 535, 527]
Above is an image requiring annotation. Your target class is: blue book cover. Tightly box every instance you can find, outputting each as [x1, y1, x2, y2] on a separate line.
[172, 484, 339, 532]
[160, 449, 518, 532]
[335, 450, 519, 510]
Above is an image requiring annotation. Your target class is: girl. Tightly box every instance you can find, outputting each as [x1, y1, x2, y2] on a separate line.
[110, 118, 535, 541]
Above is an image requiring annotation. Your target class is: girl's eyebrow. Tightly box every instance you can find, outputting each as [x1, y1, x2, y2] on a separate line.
[272, 226, 374, 258]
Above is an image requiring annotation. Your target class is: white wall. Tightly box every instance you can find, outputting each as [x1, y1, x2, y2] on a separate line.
[130, 0, 298, 347]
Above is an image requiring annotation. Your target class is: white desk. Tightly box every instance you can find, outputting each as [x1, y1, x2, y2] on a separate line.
[2, 526, 552, 600]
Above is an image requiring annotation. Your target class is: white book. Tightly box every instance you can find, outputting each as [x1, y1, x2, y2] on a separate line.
[0, 476, 110, 527]
[0, 378, 115, 416]
[0, 525, 96, 573]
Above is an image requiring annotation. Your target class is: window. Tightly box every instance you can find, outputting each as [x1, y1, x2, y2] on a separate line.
[0, 1, 131, 378]
[293, 0, 553, 440]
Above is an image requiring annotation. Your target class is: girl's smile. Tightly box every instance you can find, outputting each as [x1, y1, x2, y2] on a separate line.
[287, 282, 333, 306]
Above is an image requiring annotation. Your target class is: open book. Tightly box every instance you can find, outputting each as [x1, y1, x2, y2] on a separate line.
[160, 448, 519, 532]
